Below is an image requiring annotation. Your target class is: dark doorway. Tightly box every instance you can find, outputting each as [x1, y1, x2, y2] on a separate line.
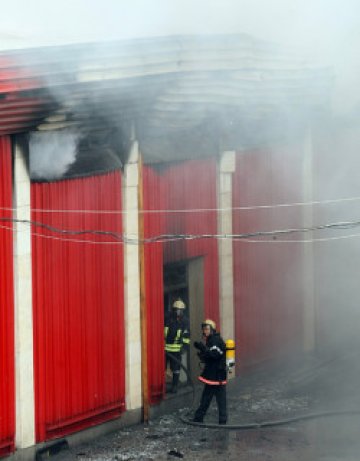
[163, 258, 205, 388]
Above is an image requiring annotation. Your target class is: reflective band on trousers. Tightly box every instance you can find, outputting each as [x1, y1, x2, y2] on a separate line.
[165, 344, 182, 352]
[198, 376, 227, 386]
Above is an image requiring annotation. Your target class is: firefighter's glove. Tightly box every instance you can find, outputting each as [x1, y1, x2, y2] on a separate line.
[194, 341, 206, 352]
[197, 351, 206, 361]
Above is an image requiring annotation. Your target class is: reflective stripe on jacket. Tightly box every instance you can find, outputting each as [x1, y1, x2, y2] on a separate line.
[164, 315, 190, 353]
[197, 332, 227, 385]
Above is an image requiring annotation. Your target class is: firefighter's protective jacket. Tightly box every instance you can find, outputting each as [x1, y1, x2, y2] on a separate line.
[197, 332, 227, 385]
[164, 313, 190, 353]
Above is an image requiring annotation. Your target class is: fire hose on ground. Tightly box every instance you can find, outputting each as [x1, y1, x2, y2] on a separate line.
[165, 352, 360, 430]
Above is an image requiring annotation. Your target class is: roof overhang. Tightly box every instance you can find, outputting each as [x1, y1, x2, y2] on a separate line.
[0, 35, 332, 164]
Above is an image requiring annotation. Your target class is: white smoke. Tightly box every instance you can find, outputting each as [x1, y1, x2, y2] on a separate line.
[29, 130, 81, 181]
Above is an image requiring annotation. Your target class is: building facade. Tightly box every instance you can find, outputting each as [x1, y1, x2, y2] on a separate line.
[0, 36, 330, 458]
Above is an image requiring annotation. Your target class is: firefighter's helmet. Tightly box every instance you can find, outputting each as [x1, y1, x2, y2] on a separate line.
[172, 299, 186, 310]
[202, 319, 216, 330]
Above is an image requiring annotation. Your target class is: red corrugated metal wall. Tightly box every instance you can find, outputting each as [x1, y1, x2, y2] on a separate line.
[233, 146, 304, 368]
[31, 171, 125, 442]
[163, 159, 220, 323]
[143, 159, 219, 404]
[143, 166, 166, 404]
[0, 136, 15, 456]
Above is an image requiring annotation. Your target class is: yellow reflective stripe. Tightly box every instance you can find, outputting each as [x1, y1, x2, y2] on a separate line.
[182, 338, 190, 344]
[176, 329, 182, 340]
[164, 326, 169, 339]
[165, 344, 182, 352]
[166, 343, 182, 349]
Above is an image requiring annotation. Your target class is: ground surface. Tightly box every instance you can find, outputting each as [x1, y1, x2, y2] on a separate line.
[71, 353, 360, 460]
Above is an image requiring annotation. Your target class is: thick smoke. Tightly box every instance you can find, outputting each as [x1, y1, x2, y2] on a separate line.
[29, 130, 80, 181]
[7, 2, 360, 453]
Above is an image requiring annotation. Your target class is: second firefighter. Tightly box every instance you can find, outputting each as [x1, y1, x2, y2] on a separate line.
[164, 299, 190, 393]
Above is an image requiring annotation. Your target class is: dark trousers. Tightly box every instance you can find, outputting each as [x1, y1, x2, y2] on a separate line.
[165, 352, 181, 387]
[194, 384, 227, 423]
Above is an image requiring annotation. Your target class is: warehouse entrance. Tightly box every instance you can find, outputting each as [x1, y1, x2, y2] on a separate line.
[163, 257, 205, 389]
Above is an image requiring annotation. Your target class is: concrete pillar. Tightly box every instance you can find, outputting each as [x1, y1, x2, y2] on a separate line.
[122, 141, 142, 410]
[217, 151, 236, 348]
[13, 140, 35, 448]
[303, 128, 316, 352]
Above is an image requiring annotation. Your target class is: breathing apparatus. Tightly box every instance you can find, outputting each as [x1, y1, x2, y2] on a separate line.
[225, 339, 236, 373]
[201, 319, 236, 372]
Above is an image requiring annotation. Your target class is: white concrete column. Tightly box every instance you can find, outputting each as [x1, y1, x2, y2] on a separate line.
[303, 129, 316, 352]
[122, 141, 142, 410]
[217, 151, 236, 347]
[13, 140, 35, 448]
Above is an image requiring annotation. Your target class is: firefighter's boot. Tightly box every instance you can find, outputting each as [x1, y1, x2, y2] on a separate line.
[171, 372, 180, 393]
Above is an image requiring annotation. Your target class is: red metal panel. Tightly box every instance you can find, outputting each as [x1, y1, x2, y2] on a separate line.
[31, 172, 125, 442]
[0, 56, 53, 136]
[143, 159, 219, 404]
[232, 146, 304, 368]
[0, 57, 44, 93]
[143, 167, 166, 404]
[0, 136, 15, 456]
[162, 159, 220, 324]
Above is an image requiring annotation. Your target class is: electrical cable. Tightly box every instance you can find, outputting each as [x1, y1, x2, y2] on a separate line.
[239, 232, 360, 244]
[2, 193, 360, 215]
[3, 216, 360, 245]
[166, 352, 360, 431]
[4, 221, 360, 246]
[0, 217, 126, 242]
[0, 223, 123, 246]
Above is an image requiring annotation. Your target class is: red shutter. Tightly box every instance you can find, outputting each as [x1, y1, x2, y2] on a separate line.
[31, 172, 125, 442]
[0, 136, 15, 456]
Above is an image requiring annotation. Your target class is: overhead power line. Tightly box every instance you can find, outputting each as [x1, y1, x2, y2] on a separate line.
[2, 216, 360, 246]
[1, 193, 360, 215]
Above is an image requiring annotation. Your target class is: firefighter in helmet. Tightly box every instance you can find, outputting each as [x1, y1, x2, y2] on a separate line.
[164, 299, 190, 393]
[193, 319, 227, 424]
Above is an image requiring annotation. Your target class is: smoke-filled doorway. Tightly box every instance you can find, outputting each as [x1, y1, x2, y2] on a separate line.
[163, 258, 205, 391]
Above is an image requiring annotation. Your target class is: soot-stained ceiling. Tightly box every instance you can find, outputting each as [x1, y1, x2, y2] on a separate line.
[0, 34, 332, 173]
